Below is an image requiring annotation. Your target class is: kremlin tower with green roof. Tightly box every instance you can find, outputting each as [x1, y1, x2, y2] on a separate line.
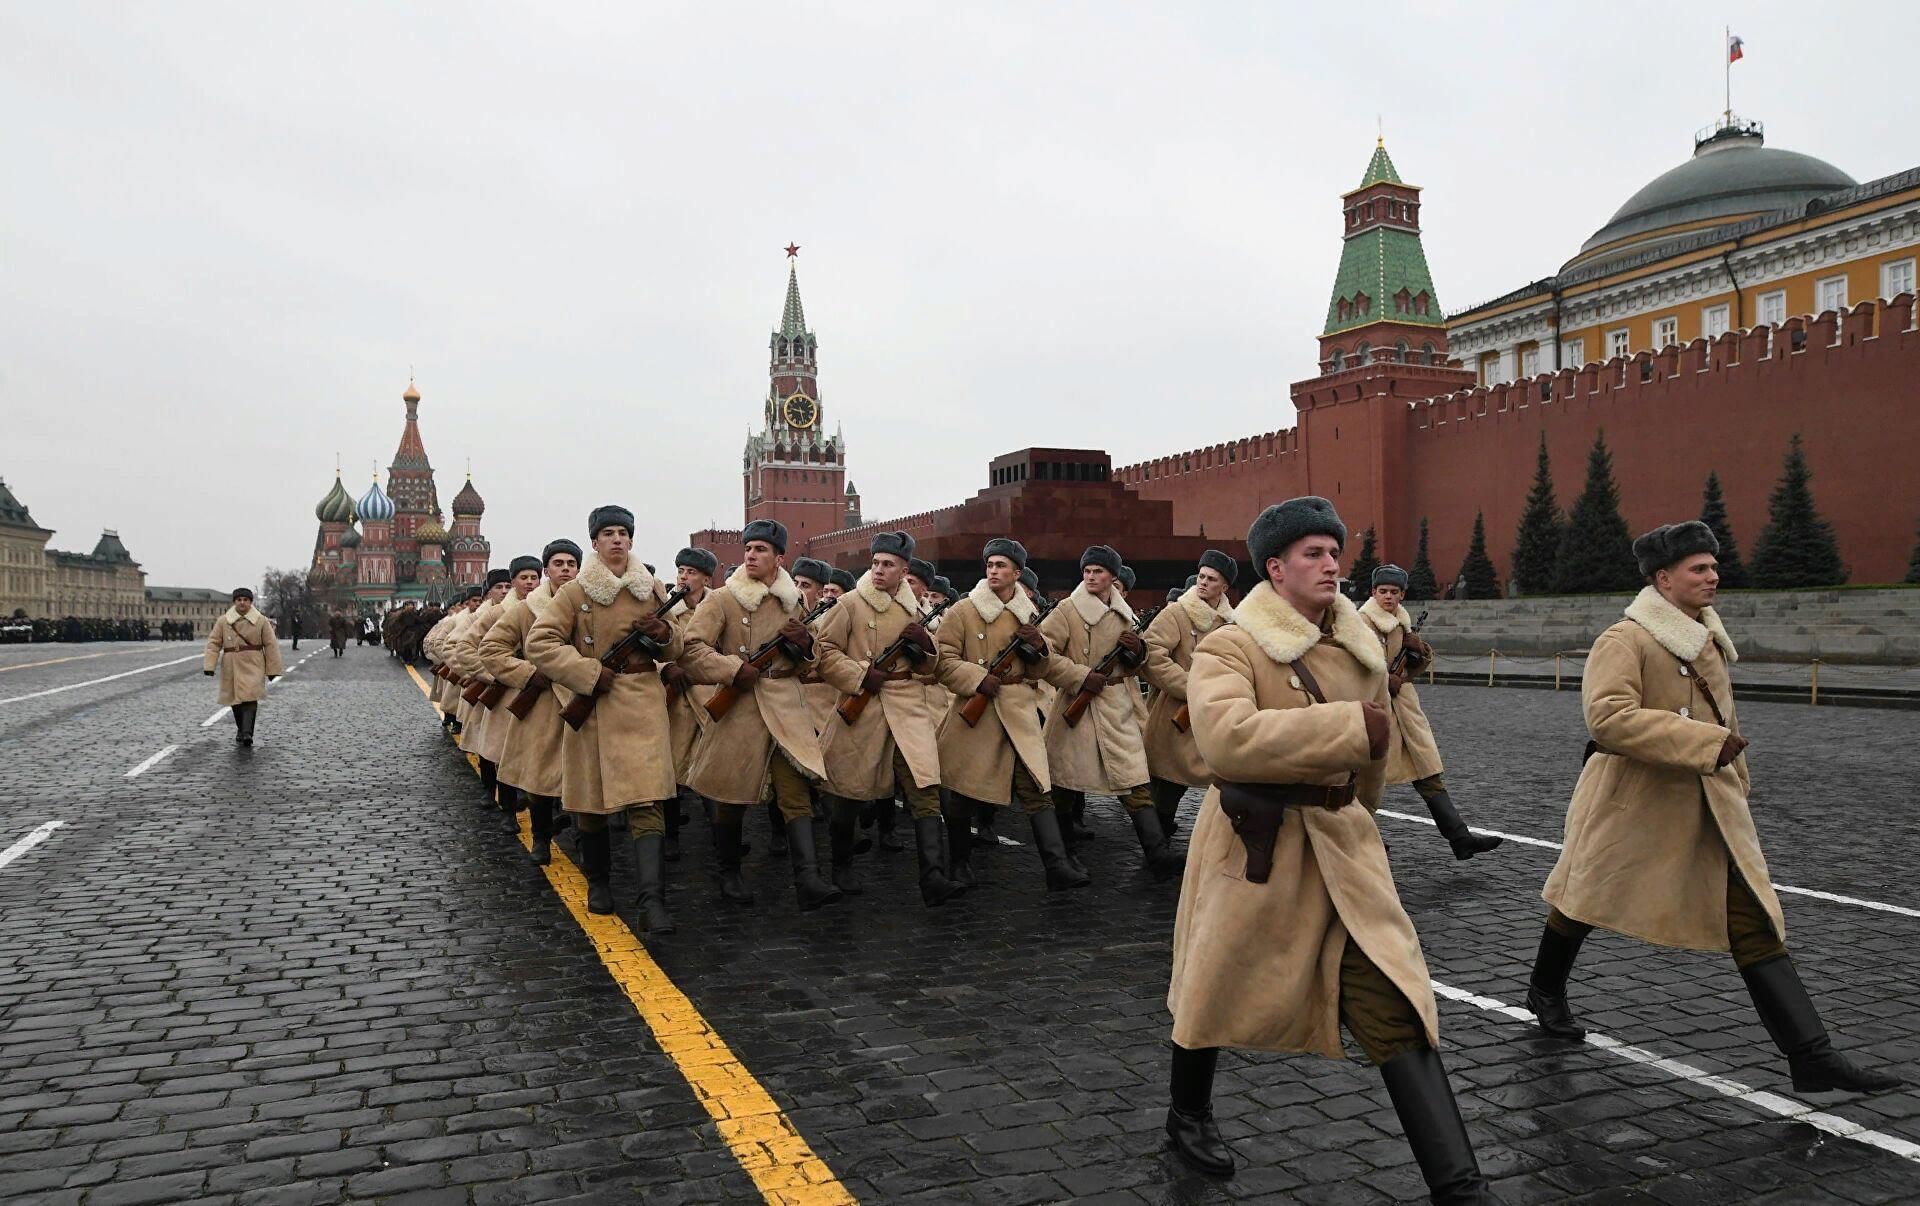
[1318, 139, 1450, 372]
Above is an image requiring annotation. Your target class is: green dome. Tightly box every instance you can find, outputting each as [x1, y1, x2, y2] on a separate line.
[315, 473, 355, 523]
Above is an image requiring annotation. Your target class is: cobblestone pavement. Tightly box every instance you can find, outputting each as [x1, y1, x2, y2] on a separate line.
[3, 647, 1918, 1204]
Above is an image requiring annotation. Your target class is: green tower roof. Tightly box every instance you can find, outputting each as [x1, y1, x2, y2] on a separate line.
[1358, 140, 1401, 187]
[1322, 141, 1443, 338]
[780, 263, 809, 340]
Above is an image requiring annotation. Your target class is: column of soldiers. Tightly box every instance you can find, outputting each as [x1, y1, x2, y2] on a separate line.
[395, 494, 1904, 1206]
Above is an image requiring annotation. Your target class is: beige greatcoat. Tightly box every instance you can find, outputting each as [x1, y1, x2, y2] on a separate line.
[203, 607, 284, 705]
[456, 597, 510, 761]
[801, 598, 839, 743]
[1142, 588, 1234, 787]
[664, 592, 717, 785]
[933, 580, 1085, 804]
[423, 612, 461, 711]
[479, 581, 568, 798]
[525, 557, 683, 814]
[1168, 585, 1438, 1059]
[814, 572, 942, 800]
[1542, 587, 1780, 952]
[1040, 583, 1151, 794]
[678, 567, 828, 806]
[1358, 598, 1444, 784]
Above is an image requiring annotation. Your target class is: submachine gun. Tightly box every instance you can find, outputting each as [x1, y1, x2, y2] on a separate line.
[702, 596, 837, 721]
[957, 592, 1060, 728]
[1061, 605, 1156, 727]
[834, 598, 954, 726]
[552, 586, 690, 731]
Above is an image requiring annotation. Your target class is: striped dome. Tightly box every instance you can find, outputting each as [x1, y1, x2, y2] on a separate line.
[315, 474, 355, 523]
[356, 478, 396, 522]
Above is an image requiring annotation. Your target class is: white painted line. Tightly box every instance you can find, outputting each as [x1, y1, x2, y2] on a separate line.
[0, 654, 202, 706]
[201, 707, 232, 727]
[0, 821, 66, 870]
[125, 745, 179, 778]
[1379, 809, 1920, 919]
[1431, 978, 1920, 1164]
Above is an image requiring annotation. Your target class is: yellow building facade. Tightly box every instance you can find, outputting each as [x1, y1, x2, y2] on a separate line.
[1450, 117, 1920, 383]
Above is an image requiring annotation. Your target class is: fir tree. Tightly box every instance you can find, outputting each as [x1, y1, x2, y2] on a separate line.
[1458, 512, 1500, 599]
[1406, 519, 1438, 601]
[1697, 471, 1749, 589]
[1551, 430, 1639, 594]
[1750, 434, 1847, 587]
[1347, 527, 1380, 600]
[1509, 432, 1564, 595]
[1906, 519, 1920, 585]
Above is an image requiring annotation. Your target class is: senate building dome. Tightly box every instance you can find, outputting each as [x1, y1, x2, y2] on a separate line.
[1567, 117, 1856, 272]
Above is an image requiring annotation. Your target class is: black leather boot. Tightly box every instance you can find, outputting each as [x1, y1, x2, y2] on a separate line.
[580, 829, 615, 915]
[1422, 787, 1502, 860]
[478, 758, 498, 805]
[528, 796, 555, 866]
[766, 800, 788, 856]
[973, 799, 997, 850]
[497, 784, 524, 834]
[662, 793, 681, 862]
[1054, 788, 1094, 844]
[1030, 809, 1091, 892]
[1151, 778, 1185, 837]
[1742, 955, 1905, 1094]
[715, 807, 754, 905]
[1527, 921, 1588, 1041]
[828, 798, 864, 896]
[631, 832, 675, 934]
[914, 816, 963, 906]
[1166, 1044, 1233, 1177]
[235, 702, 257, 746]
[944, 802, 976, 892]
[1378, 1046, 1493, 1204]
[787, 818, 843, 911]
[1130, 807, 1185, 881]
[874, 797, 905, 851]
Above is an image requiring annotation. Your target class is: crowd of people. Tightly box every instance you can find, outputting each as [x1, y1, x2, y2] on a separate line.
[204, 495, 1903, 1205]
[0, 611, 197, 643]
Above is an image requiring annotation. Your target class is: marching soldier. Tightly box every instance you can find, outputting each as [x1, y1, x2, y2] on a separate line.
[422, 592, 467, 731]
[791, 556, 842, 838]
[202, 587, 284, 747]
[526, 508, 683, 926]
[814, 531, 960, 905]
[679, 519, 840, 910]
[825, 567, 856, 600]
[792, 557, 832, 611]
[473, 554, 554, 833]
[934, 538, 1090, 892]
[1166, 497, 1491, 1201]
[1528, 521, 1900, 1096]
[1359, 565, 1501, 860]
[1041, 545, 1181, 879]
[1144, 550, 1238, 840]
[454, 569, 514, 806]
[480, 540, 581, 864]
[661, 547, 719, 863]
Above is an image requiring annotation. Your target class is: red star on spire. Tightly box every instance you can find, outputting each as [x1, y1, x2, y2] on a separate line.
[784, 243, 800, 258]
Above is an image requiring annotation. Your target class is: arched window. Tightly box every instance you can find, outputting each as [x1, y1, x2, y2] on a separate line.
[1329, 347, 1346, 370]
[1355, 341, 1371, 364]
[1337, 299, 1350, 321]
[1422, 341, 1437, 365]
[1395, 340, 1409, 362]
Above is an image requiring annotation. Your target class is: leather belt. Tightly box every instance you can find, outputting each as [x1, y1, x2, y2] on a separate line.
[1214, 778, 1359, 883]
[615, 656, 657, 675]
[760, 666, 800, 681]
[873, 670, 915, 682]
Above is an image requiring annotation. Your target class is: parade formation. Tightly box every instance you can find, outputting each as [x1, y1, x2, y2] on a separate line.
[202, 488, 1911, 1206]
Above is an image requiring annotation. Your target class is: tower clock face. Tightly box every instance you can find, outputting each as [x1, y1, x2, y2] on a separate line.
[783, 392, 818, 429]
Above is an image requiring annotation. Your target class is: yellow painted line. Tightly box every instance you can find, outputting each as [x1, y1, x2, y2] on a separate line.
[401, 661, 853, 1205]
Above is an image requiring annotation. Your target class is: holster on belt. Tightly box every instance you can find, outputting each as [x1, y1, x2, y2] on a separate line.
[1215, 779, 1357, 883]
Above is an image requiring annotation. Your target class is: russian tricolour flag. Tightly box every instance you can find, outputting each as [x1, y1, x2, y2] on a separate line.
[1728, 33, 1745, 63]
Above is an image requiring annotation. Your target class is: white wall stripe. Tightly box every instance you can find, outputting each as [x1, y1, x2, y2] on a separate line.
[125, 745, 180, 778]
[0, 821, 66, 870]
[1378, 809, 1920, 919]
[0, 654, 201, 706]
[1430, 979, 1920, 1164]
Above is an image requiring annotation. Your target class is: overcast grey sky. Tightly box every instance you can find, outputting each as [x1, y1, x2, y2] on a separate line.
[5, 3, 1914, 590]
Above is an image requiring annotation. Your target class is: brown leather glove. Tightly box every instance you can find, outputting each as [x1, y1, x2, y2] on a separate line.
[1117, 630, 1146, 660]
[1361, 700, 1390, 760]
[732, 661, 760, 690]
[658, 664, 687, 691]
[1387, 672, 1408, 698]
[974, 674, 1001, 699]
[1080, 670, 1108, 695]
[1015, 624, 1048, 657]
[901, 622, 935, 656]
[526, 670, 552, 692]
[1716, 733, 1749, 768]
[779, 618, 814, 657]
[861, 667, 888, 695]
[594, 666, 616, 695]
[1404, 633, 1432, 660]
[638, 615, 671, 643]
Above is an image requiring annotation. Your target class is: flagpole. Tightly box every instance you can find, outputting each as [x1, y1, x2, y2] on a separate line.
[1724, 25, 1731, 121]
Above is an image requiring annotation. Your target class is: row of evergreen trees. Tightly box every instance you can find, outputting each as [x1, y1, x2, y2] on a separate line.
[1346, 430, 1864, 601]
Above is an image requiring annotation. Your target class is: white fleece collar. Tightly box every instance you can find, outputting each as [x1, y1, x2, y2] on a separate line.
[511, 580, 553, 620]
[1231, 583, 1385, 673]
[1178, 588, 1233, 633]
[1625, 586, 1738, 664]
[1067, 581, 1135, 627]
[1358, 597, 1409, 634]
[968, 577, 1035, 625]
[577, 554, 658, 607]
[726, 565, 800, 613]
[855, 571, 918, 615]
[223, 607, 262, 627]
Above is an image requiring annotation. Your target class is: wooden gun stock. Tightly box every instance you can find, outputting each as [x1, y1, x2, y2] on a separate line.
[560, 586, 690, 732]
[704, 597, 834, 721]
[1172, 702, 1190, 733]
[460, 679, 488, 705]
[478, 681, 509, 709]
[1062, 610, 1154, 727]
[504, 678, 547, 720]
[1387, 610, 1431, 677]
[958, 595, 1057, 727]
[835, 599, 952, 726]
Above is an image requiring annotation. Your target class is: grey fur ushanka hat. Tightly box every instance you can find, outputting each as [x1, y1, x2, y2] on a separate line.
[1372, 564, 1410, 590]
[741, 518, 788, 553]
[1247, 496, 1346, 567]
[1633, 520, 1719, 578]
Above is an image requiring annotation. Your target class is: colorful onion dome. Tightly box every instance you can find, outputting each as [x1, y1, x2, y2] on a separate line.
[451, 474, 485, 516]
[315, 473, 355, 523]
[356, 477, 396, 523]
[339, 524, 362, 548]
[416, 514, 448, 543]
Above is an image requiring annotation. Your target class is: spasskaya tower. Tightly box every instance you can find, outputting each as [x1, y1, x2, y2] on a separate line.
[740, 246, 851, 545]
